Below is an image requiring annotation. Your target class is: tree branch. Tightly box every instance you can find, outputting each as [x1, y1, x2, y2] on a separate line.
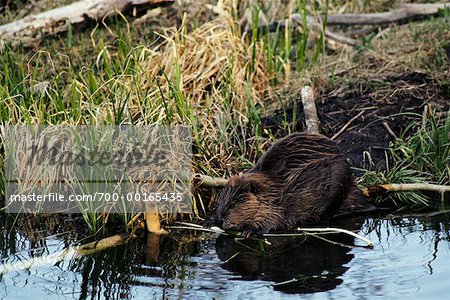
[0, 0, 174, 48]
[301, 86, 320, 134]
[325, 3, 450, 26]
[362, 183, 450, 197]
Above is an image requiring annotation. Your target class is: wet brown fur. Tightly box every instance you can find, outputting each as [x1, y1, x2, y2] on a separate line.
[208, 132, 362, 236]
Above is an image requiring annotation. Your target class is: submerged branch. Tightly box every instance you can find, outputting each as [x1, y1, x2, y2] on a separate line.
[0, 233, 132, 275]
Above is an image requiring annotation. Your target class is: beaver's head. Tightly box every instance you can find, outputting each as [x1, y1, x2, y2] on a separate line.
[212, 173, 285, 235]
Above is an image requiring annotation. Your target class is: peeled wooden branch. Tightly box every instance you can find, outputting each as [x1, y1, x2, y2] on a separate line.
[0, 0, 174, 47]
[169, 222, 375, 247]
[362, 183, 450, 197]
[295, 227, 374, 247]
[192, 173, 228, 188]
[301, 86, 320, 134]
[0, 233, 132, 275]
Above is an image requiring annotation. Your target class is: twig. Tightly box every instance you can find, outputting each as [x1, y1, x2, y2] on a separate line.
[272, 278, 299, 286]
[382, 121, 398, 140]
[301, 86, 320, 134]
[295, 227, 374, 247]
[165, 225, 227, 234]
[168, 222, 374, 247]
[422, 104, 429, 131]
[331, 110, 365, 140]
[174, 221, 204, 228]
[192, 173, 228, 188]
[307, 233, 354, 249]
[362, 183, 450, 197]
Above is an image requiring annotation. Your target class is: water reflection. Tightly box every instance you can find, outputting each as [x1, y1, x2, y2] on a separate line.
[214, 234, 354, 294]
[1, 212, 450, 299]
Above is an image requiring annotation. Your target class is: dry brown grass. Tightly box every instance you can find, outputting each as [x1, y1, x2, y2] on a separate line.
[139, 15, 272, 113]
[324, 18, 450, 103]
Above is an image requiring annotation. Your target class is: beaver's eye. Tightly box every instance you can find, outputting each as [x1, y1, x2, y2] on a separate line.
[230, 194, 245, 207]
[249, 182, 258, 194]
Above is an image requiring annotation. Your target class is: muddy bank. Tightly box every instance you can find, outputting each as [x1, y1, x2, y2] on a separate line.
[262, 72, 449, 172]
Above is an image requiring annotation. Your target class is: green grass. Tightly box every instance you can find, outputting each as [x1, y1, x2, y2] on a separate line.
[0, 1, 332, 232]
[1, 0, 450, 232]
[358, 112, 450, 208]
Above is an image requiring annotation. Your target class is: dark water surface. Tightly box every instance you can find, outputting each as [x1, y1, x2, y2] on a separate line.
[1, 212, 450, 300]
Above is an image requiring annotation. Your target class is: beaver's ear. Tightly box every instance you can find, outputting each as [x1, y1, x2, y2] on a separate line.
[249, 182, 258, 194]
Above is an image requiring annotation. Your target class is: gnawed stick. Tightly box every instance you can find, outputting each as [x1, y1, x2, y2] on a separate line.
[0, 0, 174, 48]
[143, 172, 228, 233]
[362, 183, 450, 197]
[192, 173, 228, 188]
[168, 222, 375, 247]
[295, 227, 374, 247]
[0, 233, 132, 275]
[144, 201, 168, 235]
[301, 86, 320, 134]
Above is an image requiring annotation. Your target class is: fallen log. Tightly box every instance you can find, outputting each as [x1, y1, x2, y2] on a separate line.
[262, 3, 450, 31]
[0, 0, 174, 48]
[325, 3, 450, 26]
[256, 3, 450, 46]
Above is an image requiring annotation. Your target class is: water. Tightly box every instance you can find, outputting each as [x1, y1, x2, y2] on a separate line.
[1, 212, 450, 299]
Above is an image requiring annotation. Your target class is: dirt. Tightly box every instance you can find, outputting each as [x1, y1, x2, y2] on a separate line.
[262, 72, 449, 173]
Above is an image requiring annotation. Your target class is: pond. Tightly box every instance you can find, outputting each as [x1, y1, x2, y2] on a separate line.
[1, 211, 450, 299]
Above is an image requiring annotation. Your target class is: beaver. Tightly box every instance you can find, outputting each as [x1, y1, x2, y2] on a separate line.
[205, 132, 367, 237]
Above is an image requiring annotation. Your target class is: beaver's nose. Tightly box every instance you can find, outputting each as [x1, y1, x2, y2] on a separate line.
[222, 218, 234, 230]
